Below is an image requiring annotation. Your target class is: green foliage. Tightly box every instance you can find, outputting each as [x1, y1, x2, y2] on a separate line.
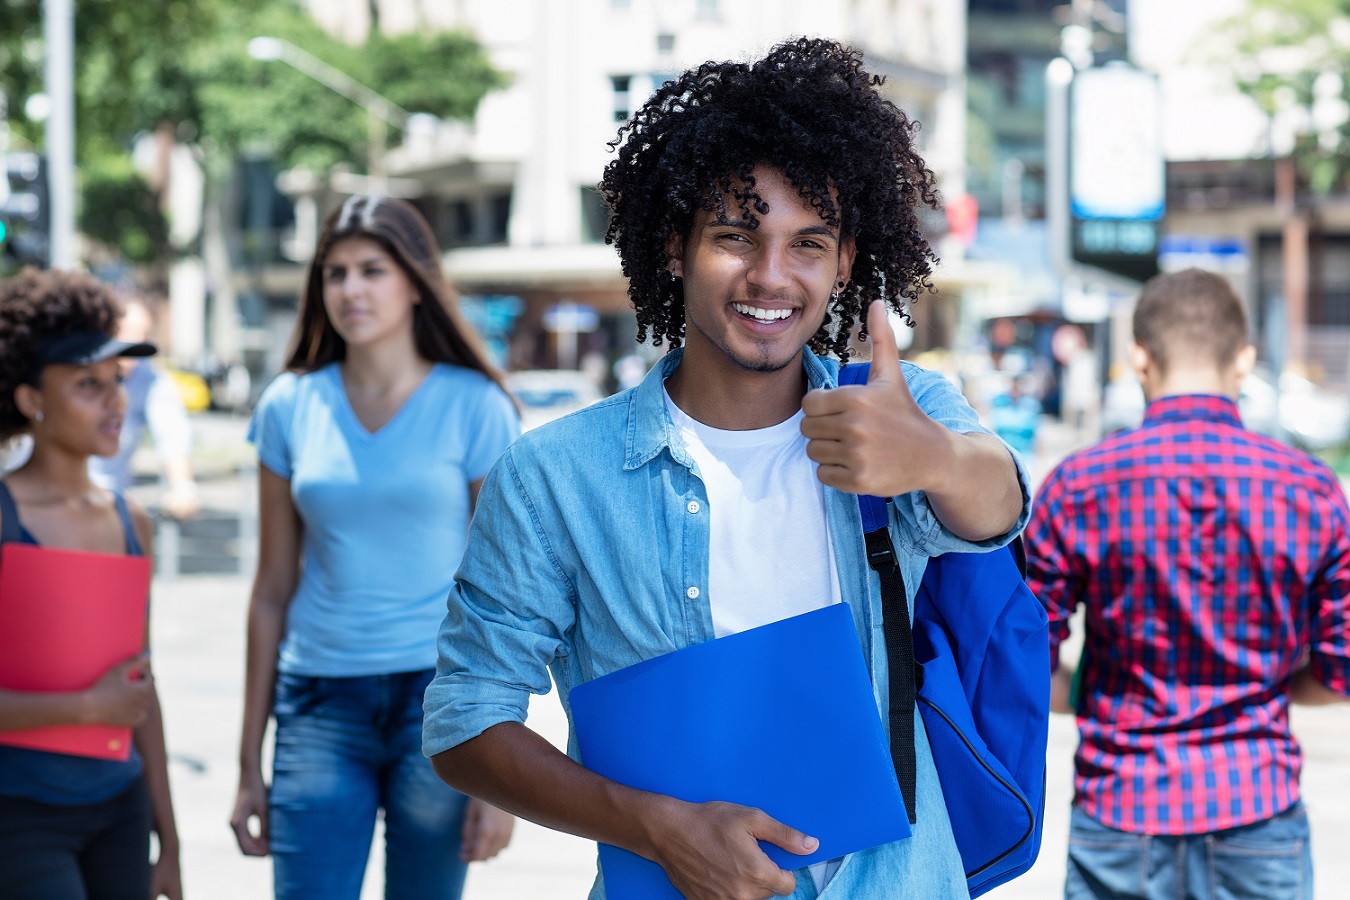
[1222, 0, 1350, 194]
[0, 0, 505, 261]
[77, 156, 170, 264]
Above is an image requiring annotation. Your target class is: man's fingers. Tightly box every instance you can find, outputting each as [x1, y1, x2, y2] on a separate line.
[864, 300, 902, 386]
[751, 810, 819, 858]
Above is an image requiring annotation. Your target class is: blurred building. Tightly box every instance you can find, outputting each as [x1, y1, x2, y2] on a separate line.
[1132, 0, 1350, 390]
[251, 0, 976, 375]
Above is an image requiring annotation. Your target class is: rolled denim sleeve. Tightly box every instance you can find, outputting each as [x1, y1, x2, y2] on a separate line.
[423, 446, 577, 757]
[894, 362, 1031, 555]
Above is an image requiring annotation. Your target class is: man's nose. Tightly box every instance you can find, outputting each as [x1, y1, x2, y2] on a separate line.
[745, 244, 792, 293]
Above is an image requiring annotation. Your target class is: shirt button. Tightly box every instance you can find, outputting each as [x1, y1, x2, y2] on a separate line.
[686, 586, 700, 600]
[687, 500, 700, 514]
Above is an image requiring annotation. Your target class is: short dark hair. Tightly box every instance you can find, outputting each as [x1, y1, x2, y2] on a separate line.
[0, 268, 123, 441]
[1133, 268, 1249, 372]
[598, 36, 940, 360]
[285, 195, 507, 396]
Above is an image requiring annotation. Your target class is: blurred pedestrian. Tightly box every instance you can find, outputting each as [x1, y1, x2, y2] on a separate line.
[988, 374, 1041, 457]
[0, 268, 182, 900]
[423, 38, 1028, 900]
[229, 196, 518, 900]
[90, 296, 200, 520]
[1025, 268, 1350, 900]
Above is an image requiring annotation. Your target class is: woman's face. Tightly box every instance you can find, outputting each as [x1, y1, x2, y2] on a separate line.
[27, 358, 128, 458]
[319, 237, 421, 352]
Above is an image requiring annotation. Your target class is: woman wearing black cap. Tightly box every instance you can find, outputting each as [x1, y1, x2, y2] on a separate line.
[0, 268, 182, 900]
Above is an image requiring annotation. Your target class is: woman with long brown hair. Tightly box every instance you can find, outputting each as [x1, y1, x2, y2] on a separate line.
[229, 196, 517, 899]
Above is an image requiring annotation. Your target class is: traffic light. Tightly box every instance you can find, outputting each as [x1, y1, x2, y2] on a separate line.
[1, 152, 50, 270]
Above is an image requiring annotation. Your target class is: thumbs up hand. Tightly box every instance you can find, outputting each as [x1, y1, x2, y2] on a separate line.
[801, 300, 957, 498]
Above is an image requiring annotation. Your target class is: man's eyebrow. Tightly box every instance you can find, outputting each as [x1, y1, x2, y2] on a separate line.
[702, 218, 839, 238]
[704, 216, 754, 230]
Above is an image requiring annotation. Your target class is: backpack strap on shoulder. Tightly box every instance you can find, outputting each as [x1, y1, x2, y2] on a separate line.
[858, 492, 919, 825]
[0, 480, 25, 545]
[840, 360, 919, 823]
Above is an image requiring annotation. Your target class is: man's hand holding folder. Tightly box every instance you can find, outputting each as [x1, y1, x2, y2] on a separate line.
[644, 797, 819, 899]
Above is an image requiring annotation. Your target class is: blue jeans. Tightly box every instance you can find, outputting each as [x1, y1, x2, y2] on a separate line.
[270, 668, 470, 900]
[1065, 803, 1313, 900]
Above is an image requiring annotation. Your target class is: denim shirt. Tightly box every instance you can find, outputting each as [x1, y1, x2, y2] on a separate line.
[424, 348, 1031, 899]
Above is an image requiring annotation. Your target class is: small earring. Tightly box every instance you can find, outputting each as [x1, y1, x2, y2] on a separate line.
[830, 290, 839, 303]
[34, 411, 44, 423]
[668, 270, 679, 282]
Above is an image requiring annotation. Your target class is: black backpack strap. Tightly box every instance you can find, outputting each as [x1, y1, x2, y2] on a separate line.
[0, 480, 24, 544]
[859, 493, 918, 825]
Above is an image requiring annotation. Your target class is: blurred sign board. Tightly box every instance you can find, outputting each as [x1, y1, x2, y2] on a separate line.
[1158, 235, 1249, 274]
[1068, 66, 1163, 283]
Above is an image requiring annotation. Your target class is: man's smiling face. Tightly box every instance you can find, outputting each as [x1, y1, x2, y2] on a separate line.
[670, 165, 855, 375]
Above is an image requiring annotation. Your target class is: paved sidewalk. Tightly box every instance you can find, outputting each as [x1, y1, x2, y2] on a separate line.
[152, 569, 1350, 900]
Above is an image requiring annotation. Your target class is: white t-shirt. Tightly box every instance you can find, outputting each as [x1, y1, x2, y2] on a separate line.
[664, 388, 845, 890]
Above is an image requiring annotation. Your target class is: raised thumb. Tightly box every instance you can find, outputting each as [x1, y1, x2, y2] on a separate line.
[865, 300, 902, 386]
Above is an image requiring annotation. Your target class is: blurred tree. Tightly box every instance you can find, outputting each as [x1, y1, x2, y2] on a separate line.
[78, 155, 170, 266]
[0, 0, 505, 263]
[1223, 0, 1350, 194]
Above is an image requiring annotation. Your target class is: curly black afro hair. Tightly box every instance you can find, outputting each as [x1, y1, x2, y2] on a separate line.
[0, 267, 122, 441]
[599, 36, 941, 360]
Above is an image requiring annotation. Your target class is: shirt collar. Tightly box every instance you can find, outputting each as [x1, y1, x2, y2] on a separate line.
[1142, 393, 1244, 428]
[623, 347, 840, 471]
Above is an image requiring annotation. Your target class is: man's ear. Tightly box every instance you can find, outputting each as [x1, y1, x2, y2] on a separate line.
[1128, 343, 1151, 384]
[664, 231, 684, 278]
[836, 235, 857, 288]
[1233, 344, 1257, 380]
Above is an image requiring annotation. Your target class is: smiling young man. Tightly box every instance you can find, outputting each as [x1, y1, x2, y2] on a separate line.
[423, 38, 1029, 899]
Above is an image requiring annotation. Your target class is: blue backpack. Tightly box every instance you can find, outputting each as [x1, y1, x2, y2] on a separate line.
[839, 363, 1049, 898]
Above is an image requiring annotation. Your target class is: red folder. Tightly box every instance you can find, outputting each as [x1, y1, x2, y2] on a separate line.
[0, 543, 150, 760]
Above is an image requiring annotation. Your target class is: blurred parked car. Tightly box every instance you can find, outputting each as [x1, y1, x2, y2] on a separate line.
[1100, 364, 1350, 450]
[506, 369, 605, 431]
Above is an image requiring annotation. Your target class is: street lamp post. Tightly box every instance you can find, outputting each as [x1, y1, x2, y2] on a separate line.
[246, 36, 411, 184]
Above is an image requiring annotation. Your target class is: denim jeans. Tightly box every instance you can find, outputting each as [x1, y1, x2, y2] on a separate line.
[0, 777, 151, 900]
[270, 668, 470, 900]
[1065, 802, 1313, 900]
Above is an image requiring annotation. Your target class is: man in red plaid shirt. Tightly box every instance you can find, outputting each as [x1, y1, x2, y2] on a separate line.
[1025, 268, 1350, 900]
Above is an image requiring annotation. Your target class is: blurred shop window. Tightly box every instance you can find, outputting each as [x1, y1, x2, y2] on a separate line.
[656, 33, 676, 54]
[611, 75, 632, 123]
[453, 200, 474, 246]
[489, 193, 512, 244]
[580, 187, 612, 244]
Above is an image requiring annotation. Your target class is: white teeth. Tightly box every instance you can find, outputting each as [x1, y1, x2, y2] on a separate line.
[733, 303, 793, 322]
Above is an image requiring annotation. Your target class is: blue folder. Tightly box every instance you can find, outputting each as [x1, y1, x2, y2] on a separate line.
[570, 602, 911, 900]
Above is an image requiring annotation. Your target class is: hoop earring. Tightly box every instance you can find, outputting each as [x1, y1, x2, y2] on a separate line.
[830, 290, 839, 303]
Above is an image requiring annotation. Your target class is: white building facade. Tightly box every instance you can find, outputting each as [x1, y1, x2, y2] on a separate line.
[295, 0, 971, 367]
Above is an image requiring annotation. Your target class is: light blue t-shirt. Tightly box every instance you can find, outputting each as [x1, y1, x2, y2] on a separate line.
[249, 362, 519, 677]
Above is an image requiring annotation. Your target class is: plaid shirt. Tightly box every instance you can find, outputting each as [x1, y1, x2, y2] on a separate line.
[1025, 394, 1350, 835]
